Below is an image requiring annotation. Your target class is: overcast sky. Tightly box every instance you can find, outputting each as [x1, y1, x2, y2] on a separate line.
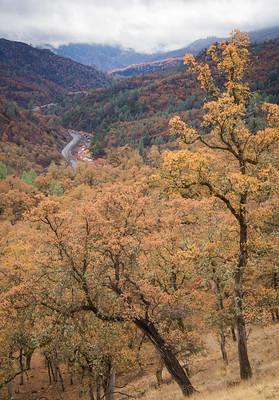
[0, 0, 278, 52]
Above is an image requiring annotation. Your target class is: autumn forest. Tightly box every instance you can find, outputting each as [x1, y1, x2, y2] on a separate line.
[0, 22, 279, 400]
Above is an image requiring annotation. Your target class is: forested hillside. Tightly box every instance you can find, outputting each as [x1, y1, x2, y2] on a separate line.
[0, 31, 278, 400]
[0, 39, 110, 107]
[58, 39, 279, 154]
[0, 98, 68, 172]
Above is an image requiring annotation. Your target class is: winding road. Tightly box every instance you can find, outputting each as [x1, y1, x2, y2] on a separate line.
[61, 131, 81, 169]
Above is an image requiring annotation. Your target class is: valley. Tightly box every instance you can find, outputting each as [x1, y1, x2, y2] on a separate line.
[0, 17, 278, 400]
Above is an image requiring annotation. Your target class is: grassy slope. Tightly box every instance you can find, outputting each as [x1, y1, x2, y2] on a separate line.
[144, 375, 279, 400]
[139, 324, 279, 400]
[7, 324, 279, 400]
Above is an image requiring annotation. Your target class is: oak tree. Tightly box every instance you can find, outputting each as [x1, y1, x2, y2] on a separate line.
[165, 30, 279, 380]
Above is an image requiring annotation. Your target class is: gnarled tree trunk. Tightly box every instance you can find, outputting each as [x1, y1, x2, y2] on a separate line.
[134, 318, 195, 396]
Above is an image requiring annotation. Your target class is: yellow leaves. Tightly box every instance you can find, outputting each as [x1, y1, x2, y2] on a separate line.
[218, 30, 249, 81]
[262, 103, 279, 127]
[146, 145, 162, 168]
[195, 63, 213, 92]
[203, 93, 245, 128]
[249, 128, 279, 160]
[185, 30, 250, 103]
[209, 30, 249, 68]
[218, 41, 248, 80]
[169, 115, 187, 133]
[0, 221, 40, 276]
[207, 43, 219, 62]
[171, 34, 278, 180]
[162, 149, 210, 192]
[0, 185, 37, 223]
[227, 172, 261, 195]
[230, 29, 250, 47]
[184, 53, 218, 96]
[184, 53, 196, 67]
[244, 286, 278, 325]
[30, 198, 60, 221]
[171, 33, 279, 175]
[258, 127, 279, 146]
[169, 116, 198, 144]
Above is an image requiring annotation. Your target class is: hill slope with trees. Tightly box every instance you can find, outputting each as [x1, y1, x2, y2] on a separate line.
[57, 39, 279, 154]
[0, 39, 110, 107]
[0, 98, 68, 173]
[0, 30, 278, 400]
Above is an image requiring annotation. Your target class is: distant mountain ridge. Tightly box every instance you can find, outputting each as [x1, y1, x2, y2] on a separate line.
[52, 43, 157, 72]
[46, 26, 279, 72]
[110, 27, 279, 77]
[0, 38, 110, 107]
[150, 26, 279, 60]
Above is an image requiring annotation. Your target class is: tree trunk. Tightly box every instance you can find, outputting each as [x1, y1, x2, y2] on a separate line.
[271, 271, 279, 322]
[68, 358, 74, 385]
[7, 353, 14, 400]
[271, 309, 278, 322]
[88, 366, 95, 400]
[213, 272, 228, 365]
[231, 325, 237, 342]
[57, 366, 65, 392]
[19, 348, 24, 385]
[234, 221, 252, 380]
[25, 348, 34, 370]
[53, 362, 58, 383]
[235, 314, 252, 379]
[103, 358, 115, 400]
[134, 318, 195, 396]
[80, 367, 86, 385]
[45, 354, 56, 383]
[46, 357, 52, 385]
[220, 330, 228, 365]
[155, 356, 164, 386]
[96, 376, 101, 400]
[7, 381, 13, 400]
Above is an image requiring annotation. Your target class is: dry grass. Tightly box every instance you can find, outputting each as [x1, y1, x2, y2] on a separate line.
[135, 323, 279, 400]
[141, 373, 279, 400]
[4, 324, 279, 400]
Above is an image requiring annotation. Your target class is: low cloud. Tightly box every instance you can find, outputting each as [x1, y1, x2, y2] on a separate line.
[0, 0, 278, 52]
